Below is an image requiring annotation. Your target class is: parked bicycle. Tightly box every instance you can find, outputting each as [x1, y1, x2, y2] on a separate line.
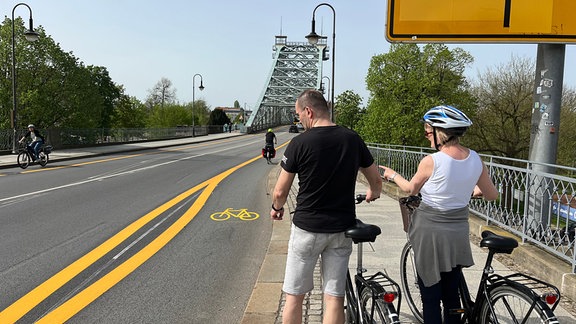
[17, 143, 52, 169]
[398, 196, 561, 323]
[344, 194, 401, 324]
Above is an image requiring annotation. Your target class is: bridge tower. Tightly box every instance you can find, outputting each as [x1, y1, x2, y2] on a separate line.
[245, 35, 327, 133]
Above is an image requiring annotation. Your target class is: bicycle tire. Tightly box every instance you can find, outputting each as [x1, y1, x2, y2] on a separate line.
[239, 211, 259, 221]
[17, 151, 30, 169]
[210, 212, 230, 221]
[360, 281, 400, 324]
[479, 284, 557, 323]
[400, 241, 424, 323]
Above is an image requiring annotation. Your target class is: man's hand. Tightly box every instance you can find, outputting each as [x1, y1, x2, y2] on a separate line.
[270, 208, 284, 220]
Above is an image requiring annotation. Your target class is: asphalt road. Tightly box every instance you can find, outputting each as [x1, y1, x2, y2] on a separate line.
[0, 132, 294, 323]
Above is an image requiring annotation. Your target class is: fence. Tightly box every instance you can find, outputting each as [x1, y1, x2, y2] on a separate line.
[368, 143, 576, 273]
[0, 126, 228, 154]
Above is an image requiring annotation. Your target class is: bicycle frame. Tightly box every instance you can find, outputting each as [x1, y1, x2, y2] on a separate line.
[454, 244, 561, 323]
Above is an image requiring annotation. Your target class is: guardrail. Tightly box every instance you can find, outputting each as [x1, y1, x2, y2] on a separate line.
[0, 126, 227, 154]
[368, 143, 576, 273]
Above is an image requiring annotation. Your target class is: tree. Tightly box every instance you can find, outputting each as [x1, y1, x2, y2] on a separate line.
[557, 87, 576, 167]
[208, 108, 231, 126]
[234, 100, 241, 109]
[186, 99, 211, 126]
[335, 90, 362, 129]
[147, 104, 190, 128]
[359, 43, 474, 146]
[146, 78, 177, 109]
[111, 93, 147, 129]
[465, 56, 535, 159]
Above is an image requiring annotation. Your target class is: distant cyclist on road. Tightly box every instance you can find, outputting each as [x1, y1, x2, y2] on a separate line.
[265, 128, 277, 150]
[19, 124, 45, 162]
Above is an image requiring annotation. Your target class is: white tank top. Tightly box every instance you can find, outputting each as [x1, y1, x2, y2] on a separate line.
[420, 149, 483, 210]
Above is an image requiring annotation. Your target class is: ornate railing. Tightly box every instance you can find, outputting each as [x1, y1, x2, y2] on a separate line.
[368, 143, 576, 273]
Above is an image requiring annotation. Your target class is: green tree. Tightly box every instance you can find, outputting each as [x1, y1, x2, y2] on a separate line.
[111, 94, 147, 129]
[359, 43, 474, 146]
[208, 108, 231, 126]
[335, 90, 362, 129]
[234, 100, 241, 109]
[147, 104, 190, 128]
[557, 87, 576, 167]
[186, 99, 211, 126]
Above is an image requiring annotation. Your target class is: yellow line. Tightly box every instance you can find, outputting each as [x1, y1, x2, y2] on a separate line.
[0, 154, 261, 322]
[38, 155, 260, 322]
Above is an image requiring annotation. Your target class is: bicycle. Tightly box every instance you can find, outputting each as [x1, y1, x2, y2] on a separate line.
[17, 143, 52, 169]
[210, 208, 259, 221]
[398, 196, 561, 323]
[261, 144, 275, 164]
[344, 194, 401, 324]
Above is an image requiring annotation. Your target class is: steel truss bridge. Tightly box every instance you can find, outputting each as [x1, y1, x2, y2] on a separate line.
[244, 35, 327, 133]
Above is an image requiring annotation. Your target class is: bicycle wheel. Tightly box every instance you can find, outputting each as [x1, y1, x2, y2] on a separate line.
[479, 285, 557, 323]
[239, 211, 259, 221]
[17, 151, 30, 169]
[210, 212, 230, 221]
[400, 241, 424, 323]
[360, 281, 398, 324]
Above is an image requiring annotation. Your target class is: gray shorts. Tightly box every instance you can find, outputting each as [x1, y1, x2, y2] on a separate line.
[283, 224, 353, 297]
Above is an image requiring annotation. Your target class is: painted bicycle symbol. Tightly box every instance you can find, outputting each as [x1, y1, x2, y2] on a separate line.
[210, 208, 259, 221]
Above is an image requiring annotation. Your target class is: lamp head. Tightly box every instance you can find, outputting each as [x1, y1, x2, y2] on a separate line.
[305, 30, 321, 45]
[24, 30, 39, 42]
[199, 81, 205, 91]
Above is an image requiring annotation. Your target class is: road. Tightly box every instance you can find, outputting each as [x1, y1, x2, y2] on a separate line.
[0, 132, 294, 323]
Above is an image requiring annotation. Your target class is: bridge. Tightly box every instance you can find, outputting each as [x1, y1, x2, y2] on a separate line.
[244, 35, 328, 133]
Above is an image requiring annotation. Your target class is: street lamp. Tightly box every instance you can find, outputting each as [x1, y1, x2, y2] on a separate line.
[11, 2, 40, 153]
[306, 2, 335, 122]
[319, 75, 331, 101]
[192, 74, 204, 137]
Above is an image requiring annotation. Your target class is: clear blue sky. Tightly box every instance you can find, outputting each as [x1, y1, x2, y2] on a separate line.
[4, 0, 575, 111]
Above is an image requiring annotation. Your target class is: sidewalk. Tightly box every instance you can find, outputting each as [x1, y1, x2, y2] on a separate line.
[242, 169, 576, 323]
[0, 132, 243, 169]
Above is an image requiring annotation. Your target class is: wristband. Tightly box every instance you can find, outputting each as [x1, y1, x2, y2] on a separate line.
[271, 204, 284, 212]
[389, 173, 397, 181]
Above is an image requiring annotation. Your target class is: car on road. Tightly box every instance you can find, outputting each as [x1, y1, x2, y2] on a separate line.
[288, 124, 299, 133]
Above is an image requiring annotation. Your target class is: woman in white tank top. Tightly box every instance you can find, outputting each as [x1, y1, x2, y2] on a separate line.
[380, 105, 498, 324]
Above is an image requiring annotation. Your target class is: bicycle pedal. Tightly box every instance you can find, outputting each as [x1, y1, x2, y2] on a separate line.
[449, 308, 466, 315]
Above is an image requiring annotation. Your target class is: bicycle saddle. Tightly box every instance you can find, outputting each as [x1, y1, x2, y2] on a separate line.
[480, 230, 518, 254]
[345, 219, 381, 243]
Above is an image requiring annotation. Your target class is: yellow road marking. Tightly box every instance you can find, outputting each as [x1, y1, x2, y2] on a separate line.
[0, 153, 260, 322]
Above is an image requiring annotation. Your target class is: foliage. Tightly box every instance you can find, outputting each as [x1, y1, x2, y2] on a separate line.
[208, 108, 231, 126]
[147, 104, 190, 128]
[111, 93, 148, 129]
[465, 56, 534, 159]
[359, 44, 474, 146]
[146, 78, 177, 109]
[187, 99, 211, 126]
[558, 87, 576, 167]
[334, 90, 362, 129]
[0, 18, 122, 130]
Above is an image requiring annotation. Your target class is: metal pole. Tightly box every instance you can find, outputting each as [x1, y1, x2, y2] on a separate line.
[192, 73, 204, 137]
[11, 3, 38, 154]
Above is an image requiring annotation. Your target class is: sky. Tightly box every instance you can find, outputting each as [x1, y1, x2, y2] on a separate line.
[3, 0, 575, 111]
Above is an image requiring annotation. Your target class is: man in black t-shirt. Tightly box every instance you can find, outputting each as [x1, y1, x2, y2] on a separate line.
[270, 89, 382, 323]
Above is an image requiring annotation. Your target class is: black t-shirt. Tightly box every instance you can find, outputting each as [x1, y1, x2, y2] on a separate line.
[280, 125, 374, 233]
[265, 132, 276, 145]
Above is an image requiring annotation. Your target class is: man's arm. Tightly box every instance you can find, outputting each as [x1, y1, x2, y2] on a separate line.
[359, 163, 382, 202]
[270, 169, 296, 220]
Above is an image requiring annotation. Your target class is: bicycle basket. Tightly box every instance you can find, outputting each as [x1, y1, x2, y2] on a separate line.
[43, 145, 53, 154]
[398, 195, 421, 232]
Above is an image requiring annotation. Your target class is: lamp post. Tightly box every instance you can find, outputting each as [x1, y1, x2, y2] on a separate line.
[11, 2, 40, 153]
[306, 3, 335, 122]
[319, 75, 331, 101]
[192, 74, 204, 137]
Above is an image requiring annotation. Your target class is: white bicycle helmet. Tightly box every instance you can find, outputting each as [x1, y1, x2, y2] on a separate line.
[422, 105, 472, 129]
[28, 124, 35, 128]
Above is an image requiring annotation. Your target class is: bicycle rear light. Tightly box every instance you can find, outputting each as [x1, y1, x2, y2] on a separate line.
[383, 292, 396, 303]
[542, 293, 558, 305]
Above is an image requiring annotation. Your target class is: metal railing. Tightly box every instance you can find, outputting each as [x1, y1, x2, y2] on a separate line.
[0, 126, 224, 154]
[368, 143, 576, 272]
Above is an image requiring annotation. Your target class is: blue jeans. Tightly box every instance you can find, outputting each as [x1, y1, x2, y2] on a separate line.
[28, 140, 43, 160]
[417, 267, 463, 324]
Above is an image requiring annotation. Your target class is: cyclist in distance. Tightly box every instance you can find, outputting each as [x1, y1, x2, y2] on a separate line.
[19, 124, 45, 162]
[265, 128, 277, 150]
[270, 90, 382, 324]
[379, 105, 498, 324]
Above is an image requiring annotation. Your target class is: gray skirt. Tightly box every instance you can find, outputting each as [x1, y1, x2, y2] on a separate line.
[408, 203, 474, 287]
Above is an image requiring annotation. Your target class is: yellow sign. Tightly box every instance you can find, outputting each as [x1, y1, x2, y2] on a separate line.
[386, 0, 576, 43]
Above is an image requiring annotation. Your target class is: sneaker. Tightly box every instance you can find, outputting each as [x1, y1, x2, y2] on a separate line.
[35, 158, 40, 162]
